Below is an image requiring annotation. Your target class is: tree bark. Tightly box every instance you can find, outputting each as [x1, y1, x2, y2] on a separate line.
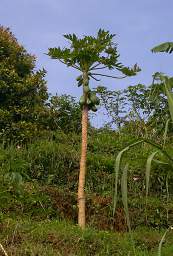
[78, 70, 89, 229]
[78, 104, 88, 229]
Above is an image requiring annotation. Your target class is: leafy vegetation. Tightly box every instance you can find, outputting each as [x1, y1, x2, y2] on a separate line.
[0, 26, 173, 255]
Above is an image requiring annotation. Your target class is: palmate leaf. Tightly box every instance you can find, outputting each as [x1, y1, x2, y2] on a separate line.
[118, 63, 141, 76]
[48, 29, 140, 77]
[151, 42, 173, 54]
[48, 47, 67, 59]
[47, 47, 72, 63]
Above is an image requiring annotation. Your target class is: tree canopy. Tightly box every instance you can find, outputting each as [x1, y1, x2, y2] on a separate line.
[0, 26, 48, 143]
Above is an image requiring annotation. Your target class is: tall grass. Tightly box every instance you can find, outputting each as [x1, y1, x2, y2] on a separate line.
[112, 75, 173, 255]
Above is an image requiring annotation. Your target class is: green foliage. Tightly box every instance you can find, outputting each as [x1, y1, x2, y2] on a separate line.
[158, 227, 172, 256]
[48, 29, 140, 229]
[151, 42, 173, 54]
[48, 29, 140, 75]
[26, 140, 79, 185]
[164, 77, 173, 121]
[0, 140, 79, 186]
[0, 26, 83, 143]
[48, 29, 140, 112]
[48, 94, 82, 133]
[48, 29, 119, 70]
[112, 63, 173, 235]
[0, 26, 49, 144]
[96, 83, 172, 136]
[113, 140, 143, 215]
[0, 130, 173, 233]
[1, 28, 173, 254]
[146, 151, 159, 199]
[151, 43, 173, 128]
[0, 218, 173, 255]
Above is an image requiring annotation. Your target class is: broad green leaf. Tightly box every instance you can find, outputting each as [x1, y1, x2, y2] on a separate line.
[146, 151, 158, 198]
[143, 138, 173, 164]
[121, 164, 130, 231]
[113, 147, 128, 216]
[153, 159, 169, 165]
[151, 42, 173, 54]
[121, 164, 136, 256]
[113, 140, 143, 216]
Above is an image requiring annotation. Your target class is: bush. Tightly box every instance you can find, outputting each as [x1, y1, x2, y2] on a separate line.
[26, 140, 79, 186]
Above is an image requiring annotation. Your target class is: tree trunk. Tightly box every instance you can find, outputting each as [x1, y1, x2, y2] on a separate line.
[78, 104, 88, 229]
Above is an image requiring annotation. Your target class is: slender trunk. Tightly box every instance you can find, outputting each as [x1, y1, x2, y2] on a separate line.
[78, 105, 88, 228]
[78, 70, 88, 229]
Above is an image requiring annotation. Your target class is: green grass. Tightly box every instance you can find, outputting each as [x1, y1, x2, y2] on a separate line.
[0, 131, 173, 255]
[0, 218, 173, 256]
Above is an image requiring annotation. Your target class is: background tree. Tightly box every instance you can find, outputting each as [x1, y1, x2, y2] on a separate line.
[96, 82, 172, 138]
[48, 29, 140, 228]
[47, 94, 81, 133]
[96, 86, 126, 129]
[0, 26, 48, 144]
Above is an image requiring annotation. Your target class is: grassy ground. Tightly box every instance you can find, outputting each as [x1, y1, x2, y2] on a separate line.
[0, 218, 173, 256]
[0, 132, 173, 255]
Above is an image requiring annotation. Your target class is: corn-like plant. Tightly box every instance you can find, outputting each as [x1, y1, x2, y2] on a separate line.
[113, 49, 173, 255]
[113, 140, 143, 216]
[113, 73, 173, 212]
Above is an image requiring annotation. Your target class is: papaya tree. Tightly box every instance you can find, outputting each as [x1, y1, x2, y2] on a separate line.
[47, 29, 140, 229]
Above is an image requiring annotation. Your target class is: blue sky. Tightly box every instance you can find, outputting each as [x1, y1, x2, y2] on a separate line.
[1, 0, 173, 126]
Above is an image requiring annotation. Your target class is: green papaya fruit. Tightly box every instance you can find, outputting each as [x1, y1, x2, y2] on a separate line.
[83, 85, 90, 93]
[84, 80, 89, 85]
[95, 96, 100, 105]
[79, 95, 85, 106]
[87, 98, 92, 105]
[89, 93, 100, 105]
